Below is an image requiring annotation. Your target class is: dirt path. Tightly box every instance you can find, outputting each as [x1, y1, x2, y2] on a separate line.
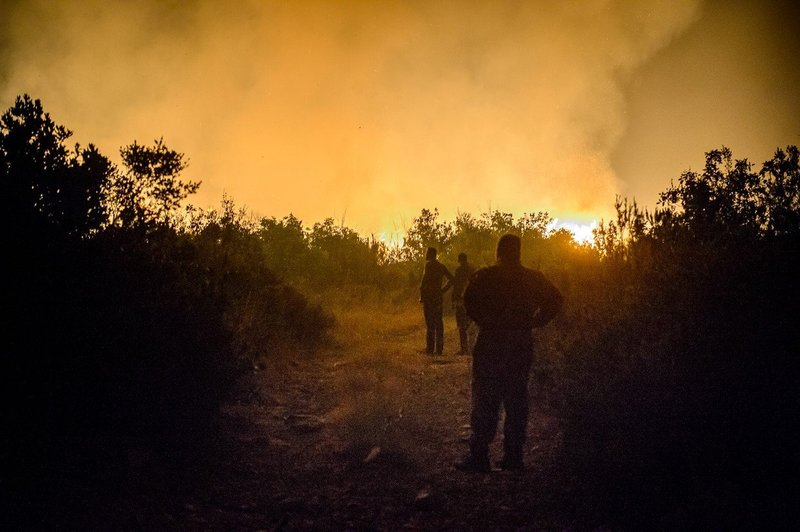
[104, 307, 575, 530]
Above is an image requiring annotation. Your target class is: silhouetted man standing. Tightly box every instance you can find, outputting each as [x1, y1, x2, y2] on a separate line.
[457, 234, 562, 472]
[452, 252, 476, 355]
[419, 247, 454, 355]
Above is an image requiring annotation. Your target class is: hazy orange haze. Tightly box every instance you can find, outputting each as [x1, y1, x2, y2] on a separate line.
[1, 0, 797, 239]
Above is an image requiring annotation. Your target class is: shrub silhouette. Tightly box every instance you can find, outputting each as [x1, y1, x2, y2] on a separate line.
[1, 96, 335, 500]
[556, 146, 800, 528]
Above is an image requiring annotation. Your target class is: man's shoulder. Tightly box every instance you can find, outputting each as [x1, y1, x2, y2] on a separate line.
[521, 265, 545, 279]
[456, 262, 476, 274]
[470, 264, 490, 276]
[521, 267, 562, 300]
[521, 266, 555, 288]
[469, 264, 499, 282]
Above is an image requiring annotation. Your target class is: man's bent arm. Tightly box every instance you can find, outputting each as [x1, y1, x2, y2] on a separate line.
[441, 265, 455, 294]
[532, 279, 563, 328]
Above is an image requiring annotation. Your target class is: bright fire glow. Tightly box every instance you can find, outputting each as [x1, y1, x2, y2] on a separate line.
[2, 2, 795, 239]
[552, 219, 598, 246]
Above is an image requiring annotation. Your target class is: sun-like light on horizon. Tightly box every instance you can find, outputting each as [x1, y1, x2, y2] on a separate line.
[376, 230, 405, 249]
[374, 217, 598, 251]
[552, 219, 598, 246]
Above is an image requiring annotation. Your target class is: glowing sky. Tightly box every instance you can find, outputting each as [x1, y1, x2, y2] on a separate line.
[1, 0, 797, 239]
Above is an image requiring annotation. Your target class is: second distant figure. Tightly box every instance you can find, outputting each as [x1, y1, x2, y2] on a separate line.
[452, 252, 476, 355]
[419, 247, 454, 355]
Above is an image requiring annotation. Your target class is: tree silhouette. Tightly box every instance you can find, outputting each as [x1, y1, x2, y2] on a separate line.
[658, 146, 764, 241]
[308, 217, 382, 284]
[760, 145, 800, 237]
[0, 95, 112, 237]
[106, 138, 200, 229]
[402, 208, 453, 262]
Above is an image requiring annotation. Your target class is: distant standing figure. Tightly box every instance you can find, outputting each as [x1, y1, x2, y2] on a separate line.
[452, 252, 476, 355]
[419, 247, 454, 355]
[456, 234, 562, 472]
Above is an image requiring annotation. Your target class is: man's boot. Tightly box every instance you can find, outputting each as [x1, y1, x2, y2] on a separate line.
[455, 443, 490, 473]
[454, 452, 490, 473]
[458, 329, 469, 355]
[497, 447, 524, 471]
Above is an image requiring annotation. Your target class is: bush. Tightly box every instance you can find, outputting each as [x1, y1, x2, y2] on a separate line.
[554, 199, 800, 527]
[1, 96, 336, 499]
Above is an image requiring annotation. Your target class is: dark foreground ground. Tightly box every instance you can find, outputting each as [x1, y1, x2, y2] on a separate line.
[15, 303, 796, 530]
[21, 308, 800, 531]
[17, 312, 591, 531]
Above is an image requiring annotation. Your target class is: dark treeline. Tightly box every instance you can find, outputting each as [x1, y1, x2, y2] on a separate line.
[1, 95, 336, 509]
[554, 146, 800, 527]
[251, 206, 588, 294]
[3, 94, 799, 527]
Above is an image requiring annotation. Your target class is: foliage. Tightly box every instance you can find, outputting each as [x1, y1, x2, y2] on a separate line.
[106, 138, 200, 229]
[592, 196, 648, 260]
[2, 96, 335, 498]
[654, 145, 800, 244]
[307, 217, 385, 286]
[401, 207, 578, 271]
[656, 146, 762, 241]
[179, 202, 587, 301]
[190, 197, 336, 362]
[401, 208, 454, 262]
[0, 94, 112, 236]
[258, 213, 311, 280]
[557, 145, 800, 527]
[760, 145, 800, 236]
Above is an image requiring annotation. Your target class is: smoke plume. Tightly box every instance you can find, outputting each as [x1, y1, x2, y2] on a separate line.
[1, 0, 703, 237]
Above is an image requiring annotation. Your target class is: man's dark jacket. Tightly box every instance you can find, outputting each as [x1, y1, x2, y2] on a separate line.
[419, 259, 453, 303]
[464, 261, 562, 333]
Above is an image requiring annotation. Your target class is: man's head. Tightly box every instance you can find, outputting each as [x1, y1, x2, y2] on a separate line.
[496, 234, 521, 263]
[458, 252, 467, 264]
[426, 247, 437, 260]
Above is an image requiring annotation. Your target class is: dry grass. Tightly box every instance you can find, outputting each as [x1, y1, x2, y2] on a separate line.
[325, 297, 422, 451]
[322, 294, 465, 455]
